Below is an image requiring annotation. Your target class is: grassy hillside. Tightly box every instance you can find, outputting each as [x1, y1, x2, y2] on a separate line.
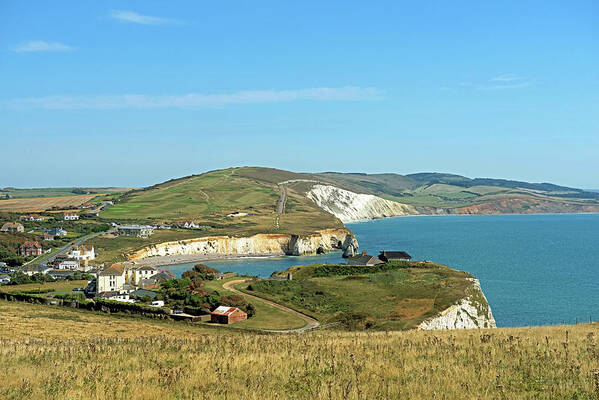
[1, 300, 597, 399]
[100, 168, 342, 235]
[240, 261, 484, 330]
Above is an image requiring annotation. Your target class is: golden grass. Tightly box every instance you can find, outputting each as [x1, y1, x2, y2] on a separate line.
[1, 300, 598, 399]
[0, 194, 100, 212]
[0, 280, 88, 293]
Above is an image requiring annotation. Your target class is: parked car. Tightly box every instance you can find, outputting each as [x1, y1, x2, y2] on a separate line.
[172, 309, 183, 314]
[150, 300, 165, 307]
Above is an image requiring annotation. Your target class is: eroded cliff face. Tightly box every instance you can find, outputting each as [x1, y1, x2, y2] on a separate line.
[418, 278, 496, 330]
[126, 228, 358, 260]
[306, 185, 419, 223]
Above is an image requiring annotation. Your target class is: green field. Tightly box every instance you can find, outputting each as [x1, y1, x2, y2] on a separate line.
[240, 262, 482, 330]
[203, 277, 306, 331]
[0, 187, 130, 199]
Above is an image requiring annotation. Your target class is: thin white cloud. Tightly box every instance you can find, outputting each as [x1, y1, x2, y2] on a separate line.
[490, 73, 525, 83]
[2, 87, 384, 110]
[110, 10, 179, 25]
[477, 82, 531, 91]
[13, 41, 74, 53]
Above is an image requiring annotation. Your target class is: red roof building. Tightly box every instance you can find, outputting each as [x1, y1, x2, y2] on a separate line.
[211, 306, 248, 324]
[19, 241, 43, 257]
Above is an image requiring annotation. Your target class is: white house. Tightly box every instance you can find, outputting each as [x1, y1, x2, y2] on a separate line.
[97, 264, 160, 293]
[63, 212, 79, 221]
[68, 245, 95, 261]
[97, 264, 127, 293]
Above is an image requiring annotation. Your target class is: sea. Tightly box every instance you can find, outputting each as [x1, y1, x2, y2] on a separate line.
[162, 213, 599, 328]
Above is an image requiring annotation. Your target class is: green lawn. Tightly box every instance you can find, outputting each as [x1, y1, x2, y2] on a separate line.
[241, 262, 478, 330]
[204, 277, 307, 331]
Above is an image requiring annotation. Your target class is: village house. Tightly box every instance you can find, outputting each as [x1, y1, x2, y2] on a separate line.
[97, 263, 127, 293]
[52, 256, 80, 270]
[19, 241, 43, 257]
[378, 251, 412, 262]
[0, 274, 11, 284]
[18, 265, 50, 276]
[42, 233, 54, 241]
[211, 306, 248, 324]
[1, 222, 25, 233]
[173, 221, 199, 229]
[48, 269, 76, 280]
[46, 227, 67, 237]
[347, 251, 385, 266]
[19, 214, 45, 222]
[99, 291, 137, 303]
[96, 264, 168, 293]
[68, 245, 95, 261]
[63, 212, 79, 221]
[117, 224, 154, 237]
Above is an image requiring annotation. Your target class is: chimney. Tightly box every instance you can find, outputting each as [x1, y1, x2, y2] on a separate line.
[362, 250, 367, 256]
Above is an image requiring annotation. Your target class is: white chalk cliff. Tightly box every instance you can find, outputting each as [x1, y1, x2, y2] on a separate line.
[127, 228, 359, 260]
[306, 184, 418, 223]
[418, 279, 496, 330]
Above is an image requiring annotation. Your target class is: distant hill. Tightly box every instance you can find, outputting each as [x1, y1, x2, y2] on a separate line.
[98, 166, 599, 228]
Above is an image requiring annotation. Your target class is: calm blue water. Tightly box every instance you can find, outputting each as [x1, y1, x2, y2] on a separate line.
[163, 214, 599, 327]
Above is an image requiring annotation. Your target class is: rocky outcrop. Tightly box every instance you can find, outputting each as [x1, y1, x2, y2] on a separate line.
[306, 184, 419, 223]
[418, 279, 496, 330]
[126, 228, 358, 260]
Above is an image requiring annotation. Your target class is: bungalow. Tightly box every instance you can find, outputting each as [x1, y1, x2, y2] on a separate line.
[80, 202, 94, 209]
[378, 251, 412, 262]
[18, 265, 50, 276]
[19, 241, 43, 257]
[1, 222, 24, 233]
[53, 256, 80, 270]
[63, 212, 79, 220]
[117, 225, 154, 238]
[173, 221, 199, 229]
[347, 251, 385, 266]
[211, 306, 248, 324]
[68, 245, 95, 261]
[20, 214, 45, 222]
[99, 291, 137, 303]
[46, 227, 67, 237]
[0, 274, 10, 284]
[48, 269, 76, 280]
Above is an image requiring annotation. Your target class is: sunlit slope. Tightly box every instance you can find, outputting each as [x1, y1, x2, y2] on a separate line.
[1, 300, 597, 399]
[100, 168, 342, 235]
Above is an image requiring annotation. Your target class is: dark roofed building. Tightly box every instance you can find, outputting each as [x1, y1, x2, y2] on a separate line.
[378, 251, 412, 262]
[347, 251, 384, 266]
[130, 288, 158, 300]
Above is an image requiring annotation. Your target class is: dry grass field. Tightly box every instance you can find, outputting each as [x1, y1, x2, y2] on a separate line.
[0, 194, 100, 212]
[1, 300, 598, 400]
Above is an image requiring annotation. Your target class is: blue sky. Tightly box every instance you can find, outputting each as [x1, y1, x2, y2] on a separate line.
[1, 1, 598, 188]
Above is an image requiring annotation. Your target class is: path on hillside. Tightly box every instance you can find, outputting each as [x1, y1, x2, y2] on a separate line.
[274, 185, 287, 229]
[223, 279, 320, 333]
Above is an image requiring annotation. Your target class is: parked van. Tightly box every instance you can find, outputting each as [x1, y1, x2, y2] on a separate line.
[150, 300, 164, 307]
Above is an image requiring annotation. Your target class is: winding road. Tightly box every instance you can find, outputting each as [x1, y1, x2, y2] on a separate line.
[223, 279, 320, 333]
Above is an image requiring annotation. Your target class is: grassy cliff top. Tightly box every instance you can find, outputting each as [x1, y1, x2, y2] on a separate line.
[241, 261, 481, 330]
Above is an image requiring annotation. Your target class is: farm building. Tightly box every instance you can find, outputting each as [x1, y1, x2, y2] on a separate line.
[378, 251, 412, 262]
[347, 251, 384, 266]
[211, 306, 248, 324]
[1, 222, 24, 233]
[19, 240, 43, 256]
